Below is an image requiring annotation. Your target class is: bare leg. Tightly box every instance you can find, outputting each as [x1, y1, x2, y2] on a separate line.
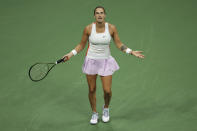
[100, 75, 112, 108]
[86, 74, 97, 112]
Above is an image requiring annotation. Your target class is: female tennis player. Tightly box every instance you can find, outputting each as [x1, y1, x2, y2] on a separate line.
[63, 6, 145, 124]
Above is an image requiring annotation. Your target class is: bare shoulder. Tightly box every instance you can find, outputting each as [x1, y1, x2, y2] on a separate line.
[84, 23, 93, 35]
[108, 23, 117, 36]
[108, 23, 117, 31]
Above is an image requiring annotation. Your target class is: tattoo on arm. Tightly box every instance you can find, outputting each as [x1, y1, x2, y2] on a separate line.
[120, 44, 127, 52]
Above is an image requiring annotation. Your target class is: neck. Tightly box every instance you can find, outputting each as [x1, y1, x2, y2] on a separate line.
[95, 21, 105, 28]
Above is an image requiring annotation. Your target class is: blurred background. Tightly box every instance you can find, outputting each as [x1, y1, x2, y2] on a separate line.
[0, 0, 196, 131]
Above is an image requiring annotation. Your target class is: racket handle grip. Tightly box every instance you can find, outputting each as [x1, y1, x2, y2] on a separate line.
[56, 58, 64, 64]
[56, 56, 68, 64]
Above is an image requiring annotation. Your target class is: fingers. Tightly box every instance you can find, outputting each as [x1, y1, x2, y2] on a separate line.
[63, 56, 69, 62]
[132, 51, 144, 55]
[136, 51, 143, 53]
[132, 50, 145, 58]
[135, 54, 145, 58]
[138, 54, 145, 58]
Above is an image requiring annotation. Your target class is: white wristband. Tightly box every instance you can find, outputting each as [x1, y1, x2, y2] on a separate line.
[71, 49, 77, 56]
[126, 48, 132, 54]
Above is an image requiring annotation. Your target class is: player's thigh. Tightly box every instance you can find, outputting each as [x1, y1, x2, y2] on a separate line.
[100, 75, 112, 92]
[86, 74, 98, 90]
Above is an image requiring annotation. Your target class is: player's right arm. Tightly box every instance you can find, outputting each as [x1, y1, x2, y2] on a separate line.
[63, 25, 90, 61]
[74, 25, 89, 54]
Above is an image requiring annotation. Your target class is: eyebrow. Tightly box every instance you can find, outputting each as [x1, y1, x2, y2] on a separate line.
[96, 11, 104, 14]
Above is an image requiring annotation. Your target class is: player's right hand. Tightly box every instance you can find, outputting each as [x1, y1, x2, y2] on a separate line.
[62, 52, 73, 62]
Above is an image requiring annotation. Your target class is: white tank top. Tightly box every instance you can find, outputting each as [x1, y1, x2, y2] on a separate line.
[86, 22, 112, 59]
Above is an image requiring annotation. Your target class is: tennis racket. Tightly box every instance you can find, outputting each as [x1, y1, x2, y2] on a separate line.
[28, 56, 68, 82]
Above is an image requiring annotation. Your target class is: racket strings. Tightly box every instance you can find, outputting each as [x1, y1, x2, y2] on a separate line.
[30, 63, 53, 81]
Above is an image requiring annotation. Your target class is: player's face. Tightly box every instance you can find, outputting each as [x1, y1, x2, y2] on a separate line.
[94, 8, 106, 23]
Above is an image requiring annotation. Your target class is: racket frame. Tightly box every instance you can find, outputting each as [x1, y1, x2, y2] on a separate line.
[28, 62, 56, 82]
[28, 58, 65, 82]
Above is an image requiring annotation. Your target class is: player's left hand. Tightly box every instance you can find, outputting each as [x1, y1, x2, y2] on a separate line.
[131, 51, 145, 58]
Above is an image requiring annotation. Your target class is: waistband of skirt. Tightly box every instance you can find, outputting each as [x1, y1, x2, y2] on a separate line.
[85, 55, 112, 60]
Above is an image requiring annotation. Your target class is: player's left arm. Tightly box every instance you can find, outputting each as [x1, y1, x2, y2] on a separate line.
[110, 24, 145, 58]
[110, 24, 127, 52]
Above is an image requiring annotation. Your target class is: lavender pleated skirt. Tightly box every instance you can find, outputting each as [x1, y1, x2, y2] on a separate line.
[82, 56, 120, 76]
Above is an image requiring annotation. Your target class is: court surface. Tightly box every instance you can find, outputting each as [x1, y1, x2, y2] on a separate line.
[0, 0, 197, 131]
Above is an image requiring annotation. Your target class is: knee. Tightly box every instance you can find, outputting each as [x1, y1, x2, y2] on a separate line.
[104, 89, 112, 95]
[89, 86, 96, 94]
